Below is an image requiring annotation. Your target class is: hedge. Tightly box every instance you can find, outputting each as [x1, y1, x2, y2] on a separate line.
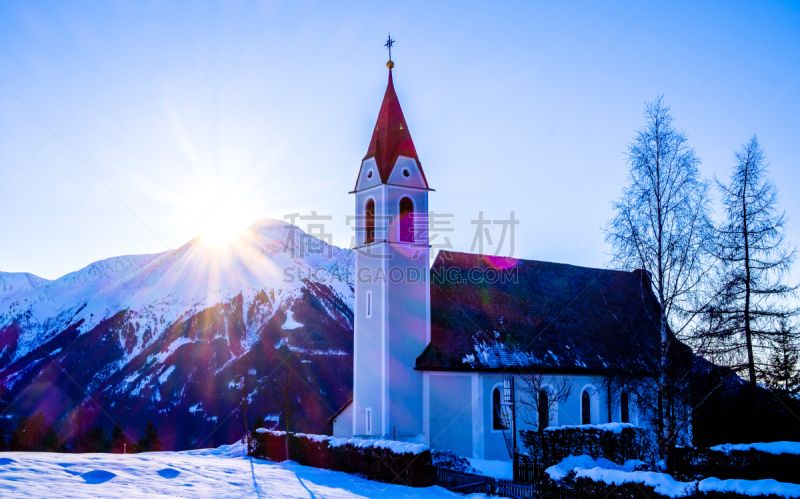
[545, 471, 798, 499]
[671, 446, 800, 484]
[248, 430, 436, 487]
[521, 423, 652, 467]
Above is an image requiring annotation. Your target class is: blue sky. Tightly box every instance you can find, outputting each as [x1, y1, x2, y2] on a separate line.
[1, 0, 799, 281]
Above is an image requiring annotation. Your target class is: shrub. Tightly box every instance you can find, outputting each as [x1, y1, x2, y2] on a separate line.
[521, 423, 652, 467]
[671, 445, 800, 484]
[431, 449, 477, 473]
[249, 430, 435, 487]
[544, 464, 797, 498]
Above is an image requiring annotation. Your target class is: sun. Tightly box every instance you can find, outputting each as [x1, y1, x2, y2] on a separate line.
[199, 221, 246, 248]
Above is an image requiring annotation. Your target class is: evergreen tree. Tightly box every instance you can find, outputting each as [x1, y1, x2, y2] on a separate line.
[76, 426, 109, 453]
[137, 422, 162, 452]
[265, 345, 303, 461]
[705, 136, 797, 392]
[9, 412, 58, 452]
[111, 422, 130, 453]
[766, 318, 800, 395]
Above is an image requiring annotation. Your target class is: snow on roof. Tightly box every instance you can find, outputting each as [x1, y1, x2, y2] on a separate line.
[417, 252, 689, 373]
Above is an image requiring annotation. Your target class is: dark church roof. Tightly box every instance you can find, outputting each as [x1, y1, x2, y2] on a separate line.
[416, 252, 665, 374]
[356, 69, 429, 189]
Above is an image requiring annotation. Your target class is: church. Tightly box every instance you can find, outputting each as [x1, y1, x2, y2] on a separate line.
[329, 55, 672, 462]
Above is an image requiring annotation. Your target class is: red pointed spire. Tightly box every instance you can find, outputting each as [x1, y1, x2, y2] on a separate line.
[362, 69, 428, 187]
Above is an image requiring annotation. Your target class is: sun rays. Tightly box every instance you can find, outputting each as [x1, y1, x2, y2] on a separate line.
[199, 223, 245, 249]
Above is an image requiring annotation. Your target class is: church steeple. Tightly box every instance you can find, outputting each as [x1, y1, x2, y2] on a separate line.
[356, 67, 430, 191]
[350, 45, 431, 442]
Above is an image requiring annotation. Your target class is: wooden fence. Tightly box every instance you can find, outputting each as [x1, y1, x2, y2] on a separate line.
[514, 454, 546, 484]
[435, 467, 576, 499]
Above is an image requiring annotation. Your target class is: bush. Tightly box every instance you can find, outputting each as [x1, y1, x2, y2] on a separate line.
[249, 430, 435, 487]
[431, 449, 477, 473]
[546, 470, 795, 499]
[671, 446, 800, 484]
[521, 423, 652, 467]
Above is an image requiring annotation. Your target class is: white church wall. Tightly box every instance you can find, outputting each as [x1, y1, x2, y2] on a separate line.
[477, 374, 618, 460]
[352, 185, 389, 437]
[332, 403, 353, 438]
[428, 374, 473, 457]
[482, 375, 513, 461]
[352, 248, 385, 437]
[422, 371, 666, 460]
[516, 375, 573, 430]
[386, 246, 428, 438]
[556, 376, 608, 426]
[577, 382, 603, 425]
[384, 182, 429, 439]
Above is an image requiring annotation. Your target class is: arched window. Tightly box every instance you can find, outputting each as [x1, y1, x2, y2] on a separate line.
[365, 199, 375, 244]
[399, 197, 414, 243]
[538, 389, 549, 431]
[581, 391, 591, 425]
[492, 388, 506, 430]
[621, 391, 629, 424]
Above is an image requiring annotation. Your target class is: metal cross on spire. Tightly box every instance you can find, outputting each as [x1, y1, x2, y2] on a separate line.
[385, 34, 395, 68]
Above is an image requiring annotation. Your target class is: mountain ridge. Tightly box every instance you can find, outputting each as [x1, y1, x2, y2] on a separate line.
[0, 218, 355, 449]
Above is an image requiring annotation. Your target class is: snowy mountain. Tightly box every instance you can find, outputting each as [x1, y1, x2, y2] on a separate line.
[0, 219, 354, 449]
[0, 272, 51, 302]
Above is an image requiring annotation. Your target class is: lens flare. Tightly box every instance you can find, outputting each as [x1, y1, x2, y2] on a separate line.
[199, 222, 245, 248]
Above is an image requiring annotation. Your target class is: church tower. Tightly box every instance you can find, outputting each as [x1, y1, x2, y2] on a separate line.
[351, 59, 432, 441]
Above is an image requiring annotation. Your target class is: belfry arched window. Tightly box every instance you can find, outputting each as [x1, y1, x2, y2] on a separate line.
[621, 391, 629, 424]
[399, 197, 414, 243]
[538, 389, 549, 431]
[581, 391, 591, 425]
[365, 198, 375, 244]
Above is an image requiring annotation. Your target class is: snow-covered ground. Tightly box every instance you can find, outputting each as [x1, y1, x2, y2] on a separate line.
[465, 458, 512, 480]
[546, 455, 800, 498]
[0, 443, 482, 499]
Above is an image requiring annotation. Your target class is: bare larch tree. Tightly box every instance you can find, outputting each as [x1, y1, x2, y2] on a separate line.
[605, 96, 713, 460]
[704, 136, 797, 394]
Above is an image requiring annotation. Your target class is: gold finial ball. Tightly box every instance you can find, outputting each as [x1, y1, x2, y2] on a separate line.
[386, 60, 394, 69]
